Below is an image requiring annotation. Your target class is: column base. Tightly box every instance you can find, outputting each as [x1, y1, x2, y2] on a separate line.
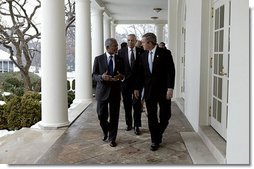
[37, 121, 70, 130]
[68, 98, 92, 124]
[70, 98, 93, 108]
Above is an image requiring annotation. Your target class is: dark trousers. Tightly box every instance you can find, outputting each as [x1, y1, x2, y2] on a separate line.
[122, 84, 142, 127]
[97, 96, 120, 142]
[145, 98, 171, 144]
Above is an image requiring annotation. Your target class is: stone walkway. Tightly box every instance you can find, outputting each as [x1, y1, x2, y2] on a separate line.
[37, 99, 195, 165]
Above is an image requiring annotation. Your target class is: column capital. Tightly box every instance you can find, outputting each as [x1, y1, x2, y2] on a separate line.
[91, 7, 104, 16]
[111, 20, 116, 25]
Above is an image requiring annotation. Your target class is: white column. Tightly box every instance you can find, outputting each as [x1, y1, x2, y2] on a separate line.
[183, 0, 202, 131]
[104, 13, 111, 43]
[40, 0, 69, 128]
[91, 7, 104, 68]
[111, 20, 116, 38]
[74, 0, 92, 103]
[226, 0, 249, 164]
[168, 0, 178, 55]
[155, 24, 164, 44]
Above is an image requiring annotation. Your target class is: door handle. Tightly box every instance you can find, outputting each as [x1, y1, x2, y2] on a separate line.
[219, 66, 227, 76]
[219, 71, 227, 76]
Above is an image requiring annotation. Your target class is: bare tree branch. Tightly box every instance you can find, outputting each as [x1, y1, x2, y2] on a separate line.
[0, 0, 41, 90]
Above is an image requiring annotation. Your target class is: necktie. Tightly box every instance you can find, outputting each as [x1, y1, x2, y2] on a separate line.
[130, 49, 135, 70]
[149, 51, 153, 73]
[108, 56, 114, 76]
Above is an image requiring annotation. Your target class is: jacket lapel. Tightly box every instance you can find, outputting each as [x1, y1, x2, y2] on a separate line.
[153, 48, 160, 71]
[103, 53, 108, 72]
[124, 49, 131, 68]
[144, 51, 152, 75]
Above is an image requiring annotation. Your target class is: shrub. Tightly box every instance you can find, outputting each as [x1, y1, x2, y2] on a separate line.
[5, 77, 24, 88]
[72, 79, 75, 90]
[4, 95, 22, 130]
[67, 80, 70, 91]
[0, 105, 7, 129]
[68, 90, 75, 108]
[0, 92, 4, 101]
[19, 92, 41, 127]
[0, 72, 41, 93]
[3, 91, 41, 130]
[33, 79, 41, 92]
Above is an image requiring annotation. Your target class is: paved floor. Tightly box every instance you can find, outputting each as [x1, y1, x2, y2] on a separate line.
[37, 99, 195, 165]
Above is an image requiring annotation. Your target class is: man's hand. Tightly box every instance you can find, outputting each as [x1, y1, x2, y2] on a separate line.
[102, 71, 112, 81]
[114, 71, 124, 81]
[166, 88, 173, 100]
[133, 90, 140, 99]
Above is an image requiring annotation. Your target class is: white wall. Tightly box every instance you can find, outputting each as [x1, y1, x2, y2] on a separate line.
[175, 0, 183, 99]
[184, 0, 202, 131]
[226, 0, 249, 164]
[199, 0, 211, 125]
[168, 0, 180, 98]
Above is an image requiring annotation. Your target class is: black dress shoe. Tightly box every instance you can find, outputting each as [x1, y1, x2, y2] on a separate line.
[109, 141, 117, 147]
[150, 143, 159, 151]
[134, 127, 140, 135]
[102, 135, 108, 141]
[158, 134, 162, 144]
[126, 126, 132, 131]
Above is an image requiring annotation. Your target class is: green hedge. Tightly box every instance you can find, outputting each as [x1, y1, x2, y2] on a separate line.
[0, 91, 41, 130]
[0, 72, 41, 94]
[0, 72, 76, 130]
[68, 90, 75, 107]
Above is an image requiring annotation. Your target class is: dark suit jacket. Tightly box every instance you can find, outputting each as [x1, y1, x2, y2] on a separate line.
[137, 47, 175, 101]
[118, 47, 144, 90]
[92, 53, 124, 101]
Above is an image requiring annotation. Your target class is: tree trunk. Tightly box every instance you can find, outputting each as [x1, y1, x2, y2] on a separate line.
[22, 70, 32, 91]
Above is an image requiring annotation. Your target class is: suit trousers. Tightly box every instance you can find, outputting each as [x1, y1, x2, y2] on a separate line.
[145, 98, 171, 144]
[122, 84, 142, 127]
[97, 94, 120, 142]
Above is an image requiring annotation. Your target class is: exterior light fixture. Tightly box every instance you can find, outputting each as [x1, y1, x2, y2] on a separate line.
[150, 16, 158, 20]
[153, 8, 162, 13]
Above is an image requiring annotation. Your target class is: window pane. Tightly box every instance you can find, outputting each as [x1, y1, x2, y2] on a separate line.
[219, 54, 223, 74]
[220, 5, 225, 28]
[0, 61, 2, 71]
[217, 101, 222, 122]
[215, 31, 219, 52]
[228, 54, 230, 77]
[214, 54, 218, 74]
[215, 8, 219, 30]
[229, 1, 231, 25]
[213, 77, 217, 97]
[213, 98, 217, 118]
[228, 28, 230, 52]
[218, 77, 222, 100]
[219, 30, 224, 52]
[9, 61, 14, 72]
[3, 61, 8, 71]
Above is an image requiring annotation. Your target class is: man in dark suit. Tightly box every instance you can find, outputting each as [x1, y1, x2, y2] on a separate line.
[134, 33, 175, 151]
[118, 34, 144, 135]
[92, 38, 124, 147]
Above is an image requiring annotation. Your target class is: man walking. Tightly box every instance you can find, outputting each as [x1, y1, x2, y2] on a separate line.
[118, 34, 144, 135]
[92, 38, 124, 147]
[134, 33, 175, 151]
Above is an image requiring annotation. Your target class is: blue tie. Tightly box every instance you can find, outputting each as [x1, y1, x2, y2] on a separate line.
[149, 51, 153, 73]
[108, 56, 114, 76]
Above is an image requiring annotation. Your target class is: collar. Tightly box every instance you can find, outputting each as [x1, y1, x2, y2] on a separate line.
[106, 52, 114, 58]
[128, 47, 135, 52]
[150, 45, 157, 54]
